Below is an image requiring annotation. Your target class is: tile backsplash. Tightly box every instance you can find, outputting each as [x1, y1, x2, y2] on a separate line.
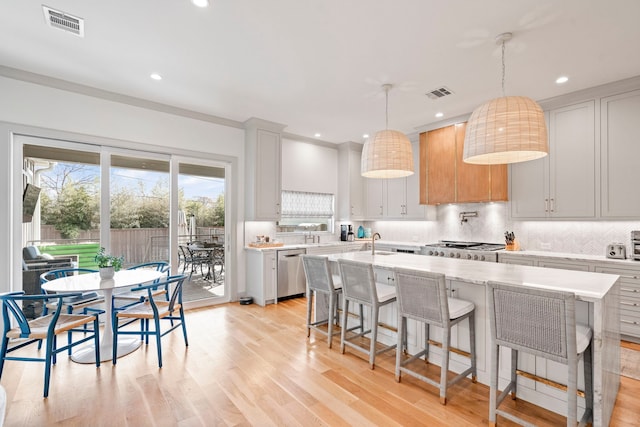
[365, 203, 640, 256]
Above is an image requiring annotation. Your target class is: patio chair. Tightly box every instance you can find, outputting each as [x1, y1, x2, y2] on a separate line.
[112, 275, 188, 367]
[179, 245, 207, 278]
[0, 291, 101, 397]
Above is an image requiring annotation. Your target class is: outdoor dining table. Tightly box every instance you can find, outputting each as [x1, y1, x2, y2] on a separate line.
[188, 244, 224, 282]
[41, 269, 164, 364]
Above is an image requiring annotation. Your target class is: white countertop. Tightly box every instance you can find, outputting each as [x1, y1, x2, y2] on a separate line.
[327, 251, 619, 301]
[499, 249, 640, 266]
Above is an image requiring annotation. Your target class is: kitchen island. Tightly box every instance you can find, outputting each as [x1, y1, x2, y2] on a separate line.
[326, 251, 620, 427]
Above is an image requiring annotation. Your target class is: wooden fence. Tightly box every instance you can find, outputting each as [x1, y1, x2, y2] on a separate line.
[36, 225, 224, 266]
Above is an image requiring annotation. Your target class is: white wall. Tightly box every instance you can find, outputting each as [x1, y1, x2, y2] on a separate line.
[0, 75, 246, 295]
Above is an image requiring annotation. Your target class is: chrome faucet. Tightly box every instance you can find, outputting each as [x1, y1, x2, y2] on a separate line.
[371, 232, 381, 255]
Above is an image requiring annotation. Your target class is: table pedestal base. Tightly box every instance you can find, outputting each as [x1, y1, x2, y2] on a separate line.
[71, 337, 142, 364]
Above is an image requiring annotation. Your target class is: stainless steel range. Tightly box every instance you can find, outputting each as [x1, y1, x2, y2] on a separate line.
[421, 240, 505, 262]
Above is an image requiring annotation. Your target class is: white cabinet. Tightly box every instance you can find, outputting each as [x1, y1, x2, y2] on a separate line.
[365, 178, 384, 219]
[364, 142, 434, 220]
[511, 101, 596, 219]
[244, 118, 284, 221]
[601, 89, 640, 218]
[245, 250, 277, 306]
[338, 143, 365, 220]
[595, 264, 640, 338]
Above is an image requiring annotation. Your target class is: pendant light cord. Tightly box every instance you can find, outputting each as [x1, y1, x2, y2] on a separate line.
[501, 39, 506, 98]
[385, 86, 389, 130]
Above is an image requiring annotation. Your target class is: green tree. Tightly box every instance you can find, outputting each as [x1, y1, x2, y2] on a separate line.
[52, 185, 97, 238]
[213, 194, 225, 226]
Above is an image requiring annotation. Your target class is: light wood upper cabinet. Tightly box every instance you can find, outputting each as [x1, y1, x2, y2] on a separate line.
[420, 123, 508, 205]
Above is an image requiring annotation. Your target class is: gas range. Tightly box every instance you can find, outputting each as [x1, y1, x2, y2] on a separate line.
[420, 240, 505, 262]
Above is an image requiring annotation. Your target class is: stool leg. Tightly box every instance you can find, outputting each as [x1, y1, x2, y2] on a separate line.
[327, 292, 334, 348]
[340, 299, 349, 354]
[439, 326, 451, 405]
[468, 312, 477, 382]
[510, 349, 518, 400]
[395, 314, 404, 382]
[583, 342, 594, 424]
[489, 343, 499, 426]
[306, 289, 313, 338]
[369, 305, 379, 369]
[424, 323, 430, 364]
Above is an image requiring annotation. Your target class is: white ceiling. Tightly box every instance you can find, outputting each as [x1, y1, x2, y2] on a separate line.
[2, 0, 640, 143]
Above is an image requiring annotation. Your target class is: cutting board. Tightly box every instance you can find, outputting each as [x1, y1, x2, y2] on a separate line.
[247, 242, 284, 248]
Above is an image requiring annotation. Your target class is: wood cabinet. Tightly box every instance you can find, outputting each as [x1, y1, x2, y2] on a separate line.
[601, 89, 640, 218]
[420, 123, 507, 205]
[244, 118, 284, 221]
[510, 101, 596, 219]
[338, 142, 365, 220]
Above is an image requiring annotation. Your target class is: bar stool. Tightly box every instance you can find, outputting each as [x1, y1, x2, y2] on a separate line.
[338, 259, 396, 369]
[487, 281, 593, 427]
[301, 255, 343, 348]
[394, 268, 477, 405]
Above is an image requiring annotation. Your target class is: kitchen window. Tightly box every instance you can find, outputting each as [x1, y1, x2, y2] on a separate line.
[277, 190, 334, 233]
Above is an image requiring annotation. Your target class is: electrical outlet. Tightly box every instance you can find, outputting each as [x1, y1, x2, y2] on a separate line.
[540, 242, 551, 250]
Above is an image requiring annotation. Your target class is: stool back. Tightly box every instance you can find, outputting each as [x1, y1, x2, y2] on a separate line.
[487, 282, 576, 365]
[395, 268, 448, 327]
[301, 255, 336, 293]
[338, 259, 376, 305]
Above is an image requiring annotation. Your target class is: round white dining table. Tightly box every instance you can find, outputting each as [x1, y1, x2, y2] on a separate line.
[41, 269, 164, 364]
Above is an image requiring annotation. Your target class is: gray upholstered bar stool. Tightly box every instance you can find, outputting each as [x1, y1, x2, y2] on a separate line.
[394, 268, 477, 405]
[487, 281, 593, 427]
[338, 258, 396, 369]
[301, 254, 343, 348]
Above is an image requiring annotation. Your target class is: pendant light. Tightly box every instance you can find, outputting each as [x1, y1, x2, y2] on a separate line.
[361, 84, 414, 178]
[463, 32, 548, 165]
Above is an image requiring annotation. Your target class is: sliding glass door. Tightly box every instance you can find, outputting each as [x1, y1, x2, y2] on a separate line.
[18, 136, 229, 307]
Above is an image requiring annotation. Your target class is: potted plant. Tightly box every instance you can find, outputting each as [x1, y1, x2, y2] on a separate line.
[95, 247, 124, 279]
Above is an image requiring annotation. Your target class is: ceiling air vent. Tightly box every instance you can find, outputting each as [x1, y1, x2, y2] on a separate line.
[42, 5, 84, 37]
[426, 86, 454, 100]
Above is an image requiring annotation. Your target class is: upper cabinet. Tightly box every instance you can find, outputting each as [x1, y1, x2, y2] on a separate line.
[510, 101, 596, 219]
[244, 118, 284, 221]
[338, 142, 365, 220]
[420, 123, 508, 205]
[601, 89, 640, 218]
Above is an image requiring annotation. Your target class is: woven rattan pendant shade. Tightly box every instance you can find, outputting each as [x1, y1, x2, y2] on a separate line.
[361, 84, 414, 178]
[463, 95, 548, 165]
[361, 129, 414, 178]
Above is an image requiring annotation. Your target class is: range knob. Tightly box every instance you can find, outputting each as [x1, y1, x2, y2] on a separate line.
[428, 250, 434, 255]
[439, 251, 444, 256]
[466, 254, 472, 260]
[480, 255, 486, 261]
[473, 254, 479, 260]
[455, 253, 461, 258]
[449, 253, 455, 258]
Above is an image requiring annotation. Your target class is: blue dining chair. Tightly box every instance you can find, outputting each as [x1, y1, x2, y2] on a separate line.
[112, 275, 188, 368]
[112, 262, 171, 309]
[0, 291, 101, 397]
[39, 268, 103, 353]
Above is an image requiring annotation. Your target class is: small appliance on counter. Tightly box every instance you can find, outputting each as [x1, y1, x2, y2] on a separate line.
[340, 224, 349, 241]
[606, 243, 626, 259]
[632, 231, 640, 260]
[347, 225, 355, 241]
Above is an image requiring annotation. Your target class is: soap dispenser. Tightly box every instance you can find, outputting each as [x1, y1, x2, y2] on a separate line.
[357, 225, 365, 239]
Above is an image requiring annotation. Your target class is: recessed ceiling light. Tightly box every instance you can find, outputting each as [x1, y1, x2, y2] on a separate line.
[150, 73, 162, 81]
[556, 76, 569, 84]
[314, 133, 321, 138]
[435, 112, 444, 118]
[191, 0, 209, 7]
[363, 134, 369, 139]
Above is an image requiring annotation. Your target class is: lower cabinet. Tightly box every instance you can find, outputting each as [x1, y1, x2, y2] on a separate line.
[245, 250, 277, 306]
[595, 265, 640, 338]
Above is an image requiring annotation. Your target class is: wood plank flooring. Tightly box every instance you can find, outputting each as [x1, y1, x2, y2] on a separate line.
[1, 298, 639, 426]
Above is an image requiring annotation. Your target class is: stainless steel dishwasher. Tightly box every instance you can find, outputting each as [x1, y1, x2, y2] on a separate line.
[276, 248, 307, 301]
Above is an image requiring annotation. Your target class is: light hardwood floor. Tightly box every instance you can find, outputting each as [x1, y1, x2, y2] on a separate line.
[2, 298, 639, 426]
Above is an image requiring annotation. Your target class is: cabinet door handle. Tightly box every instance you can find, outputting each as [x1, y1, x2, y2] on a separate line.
[621, 319, 638, 325]
[550, 198, 555, 212]
[621, 301, 638, 306]
[544, 198, 549, 212]
[621, 287, 639, 293]
[380, 205, 383, 216]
